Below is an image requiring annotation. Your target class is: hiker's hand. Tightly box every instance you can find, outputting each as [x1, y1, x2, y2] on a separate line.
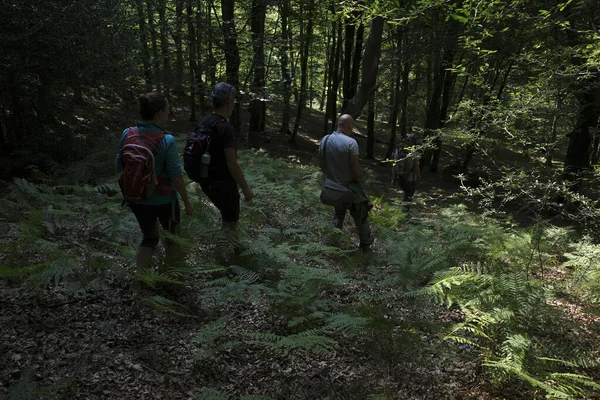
[184, 201, 194, 216]
[243, 187, 254, 202]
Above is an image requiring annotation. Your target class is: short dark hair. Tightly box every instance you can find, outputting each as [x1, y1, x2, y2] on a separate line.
[212, 82, 236, 109]
[138, 92, 168, 120]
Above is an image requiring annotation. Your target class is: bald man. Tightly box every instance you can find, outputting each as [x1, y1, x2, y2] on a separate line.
[319, 114, 373, 252]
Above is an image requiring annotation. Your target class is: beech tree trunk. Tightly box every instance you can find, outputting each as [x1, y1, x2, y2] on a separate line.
[350, 20, 364, 100]
[291, 1, 314, 144]
[221, 0, 241, 136]
[342, 17, 356, 110]
[249, 0, 266, 145]
[174, 0, 184, 94]
[366, 92, 375, 159]
[564, 74, 600, 191]
[279, 0, 292, 135]
[137, 0, 152, 88]
[186, 2, 197, 121]
[342, 16, 384, 119]
[158, 0, 171, 93]
[147, 0, 160, 90]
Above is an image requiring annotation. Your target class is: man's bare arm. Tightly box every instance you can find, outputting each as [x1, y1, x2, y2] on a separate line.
[351, 155, 362, 184]
[224, 148, 254, 201]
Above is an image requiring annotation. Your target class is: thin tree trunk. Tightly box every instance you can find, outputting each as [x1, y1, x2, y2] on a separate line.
[158, 0, 171, 93]
[366, 92, 375, 159]
[147, 0, 160, 90]
[342, 17, 355, 110]
[546, 93, 564, 166]
[174, 0, 184, 94]
[249, 0, 266, 146]
[323, 5, 338, 135]
[291, 2, 314, 144]
[386, 30, 403, 159]
[342, 16, 384, 119]
[186, 1, 197, 121]
[137, 0, 152, 88]
[320, 24, 331, 113]
[279, 0, 292, 135]
[563, 74, 600, 191]
[350, 21, 364, 99]
[221, 0, 241, 136]
[329, 19, 343, 131]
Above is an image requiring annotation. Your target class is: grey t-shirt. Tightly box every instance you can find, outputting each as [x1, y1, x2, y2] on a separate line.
[319, 131, 359, 186]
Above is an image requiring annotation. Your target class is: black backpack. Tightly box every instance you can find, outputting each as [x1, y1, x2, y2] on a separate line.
[183, 117, 226, 183]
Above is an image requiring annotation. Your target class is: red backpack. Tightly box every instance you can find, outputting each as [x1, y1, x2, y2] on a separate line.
[118, 127, 173, 203]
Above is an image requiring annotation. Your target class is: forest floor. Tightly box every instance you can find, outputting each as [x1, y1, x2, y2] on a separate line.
[1, 90, 599, 400]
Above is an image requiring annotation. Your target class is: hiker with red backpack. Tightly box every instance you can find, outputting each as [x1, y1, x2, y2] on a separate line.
[116, 92, 194, 270]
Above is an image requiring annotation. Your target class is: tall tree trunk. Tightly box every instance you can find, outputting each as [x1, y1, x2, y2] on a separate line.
[137, 0, 152, 88]
[350, 20, 364, 99]
[366, 92, 375, 159]
[291, 1, 314, 144]
[174, 0, 184, 94]
[279, 0, 291, 135]
[158, 0, 171, 93]
[323, 5, 338, 136]
[320, 24, 331, 113]
[147, 0, 160, 90]
[186, 1, 197, 121]
[342, 17, 356, 110]
[422, 18, 460, 173]
[341, 16, 384, 119]
[386, 28, 404, 159]
[329, 19, 343, 131]
[221, 0, 241, 136]
[249, 0, 266, 146]
[564, 75, 600, 191]
[546, 93, 564, 166]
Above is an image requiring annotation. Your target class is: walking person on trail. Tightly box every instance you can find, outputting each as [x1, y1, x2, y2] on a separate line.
[319, 114, 374, 252]
[116, 92, 194, 271]
[391, 135, 421, 213]
[186, 82, 253, 256]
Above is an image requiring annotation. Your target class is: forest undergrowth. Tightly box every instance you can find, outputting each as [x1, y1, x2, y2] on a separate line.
[1, 136, 600, 399]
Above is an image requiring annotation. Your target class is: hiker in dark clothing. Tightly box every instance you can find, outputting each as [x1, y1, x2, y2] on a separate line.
[392, 135, 421, 212]
[196, 82, 253, 232]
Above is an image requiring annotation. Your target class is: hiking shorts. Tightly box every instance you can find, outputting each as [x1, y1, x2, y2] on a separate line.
[200, 180, 240, 223]
[129, 199, 180, 248]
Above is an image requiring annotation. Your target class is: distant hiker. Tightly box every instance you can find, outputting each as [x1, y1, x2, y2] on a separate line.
[391, 135, 421, 212]
[116, 92, 194, 270]
[184, 82, 253, 251]
[319, 114, 374, 252]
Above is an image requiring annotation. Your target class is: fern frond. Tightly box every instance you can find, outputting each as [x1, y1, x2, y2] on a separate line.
[134, 268, 184, 288]
[142, 295, 196, 318]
